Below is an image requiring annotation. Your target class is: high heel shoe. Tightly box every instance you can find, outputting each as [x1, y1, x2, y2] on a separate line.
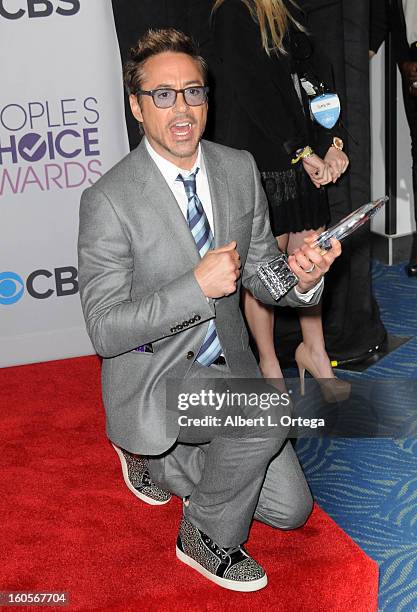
[295, 342, 351, 403]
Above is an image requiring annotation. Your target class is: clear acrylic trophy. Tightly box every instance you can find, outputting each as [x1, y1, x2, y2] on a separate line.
[257, 196, 388, 301]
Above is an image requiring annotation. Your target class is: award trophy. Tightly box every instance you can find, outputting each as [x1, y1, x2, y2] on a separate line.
[258, 196, 388, 300]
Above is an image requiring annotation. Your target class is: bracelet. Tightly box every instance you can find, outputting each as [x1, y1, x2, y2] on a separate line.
[331, 136, 344, 150]
[291, 145, 314, 165]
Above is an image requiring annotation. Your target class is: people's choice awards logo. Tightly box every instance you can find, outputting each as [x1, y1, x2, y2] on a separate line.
[0, 1, 80, 20]
[0, 272, 25, 305]
[18, 133, 47, 163]
[0, 267, 78, 306]
[0, 98, 103, 196]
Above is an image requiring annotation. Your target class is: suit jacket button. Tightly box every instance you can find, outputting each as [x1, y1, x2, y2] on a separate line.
[195, 314, 201, 321]
[186, 351, 194, 360]
[170, 327, 175, 333]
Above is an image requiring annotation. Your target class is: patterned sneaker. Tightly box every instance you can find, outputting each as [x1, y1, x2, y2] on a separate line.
[111, 443, 171, 505]
[176, 517, 267, 592]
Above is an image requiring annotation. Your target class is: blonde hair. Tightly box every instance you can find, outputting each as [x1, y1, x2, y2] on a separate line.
[213, 0, 304, 55]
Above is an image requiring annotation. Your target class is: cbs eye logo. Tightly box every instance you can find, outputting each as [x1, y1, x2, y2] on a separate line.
[0, 272, 24, 305]
[0, 267, 78, 305]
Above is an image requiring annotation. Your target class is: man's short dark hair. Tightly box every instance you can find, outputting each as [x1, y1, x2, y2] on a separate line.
[124, 28, 207, 95]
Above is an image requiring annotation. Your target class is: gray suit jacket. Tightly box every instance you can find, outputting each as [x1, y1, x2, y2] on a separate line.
[78, 139, 322, 455]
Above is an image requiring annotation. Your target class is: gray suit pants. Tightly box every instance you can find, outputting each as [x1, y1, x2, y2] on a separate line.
[148, 362, 313, 548]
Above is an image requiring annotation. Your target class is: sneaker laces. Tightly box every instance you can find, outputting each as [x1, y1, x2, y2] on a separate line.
[203, 535, 241, 559]
[224, 545, 241, 555]
[203, 536, 228, 560]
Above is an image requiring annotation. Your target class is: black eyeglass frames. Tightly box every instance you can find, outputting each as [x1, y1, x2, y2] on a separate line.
[135, 86, 209, 109]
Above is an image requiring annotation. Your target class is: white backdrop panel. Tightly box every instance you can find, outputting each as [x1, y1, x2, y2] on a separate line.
[0, 0, 129, 367]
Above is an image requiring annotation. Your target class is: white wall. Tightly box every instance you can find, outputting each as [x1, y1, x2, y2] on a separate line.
[370, 44, 415, 236]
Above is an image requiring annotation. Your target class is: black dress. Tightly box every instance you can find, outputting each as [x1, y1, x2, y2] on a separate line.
[211, 0, 339, 235]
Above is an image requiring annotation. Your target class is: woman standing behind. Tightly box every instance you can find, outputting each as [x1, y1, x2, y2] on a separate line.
[211, 0, 350, 393]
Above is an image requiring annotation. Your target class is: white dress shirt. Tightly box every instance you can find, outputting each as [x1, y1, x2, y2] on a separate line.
[145, 138, 214, 232]
[144, 137, 322, 302]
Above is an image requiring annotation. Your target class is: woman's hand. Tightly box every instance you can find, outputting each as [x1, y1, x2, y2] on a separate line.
[323, 146, 349, 183]
[302, 153, 332, 188]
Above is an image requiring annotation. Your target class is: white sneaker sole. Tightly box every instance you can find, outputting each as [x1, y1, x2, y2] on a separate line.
[111, 443, 171, 506]
[176, 546, 268, 592]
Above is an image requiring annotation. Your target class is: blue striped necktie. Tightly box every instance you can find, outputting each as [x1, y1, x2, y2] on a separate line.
[176, 169, 222, 366]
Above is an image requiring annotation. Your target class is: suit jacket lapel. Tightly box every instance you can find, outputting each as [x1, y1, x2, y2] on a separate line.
[201, 141, 230, 250]
[130, 140, 230, 261]
[132, 140, 201, 266]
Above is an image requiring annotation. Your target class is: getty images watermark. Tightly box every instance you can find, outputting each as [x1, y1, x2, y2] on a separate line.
[166, 378, 417, 438]
[176, 388, 325, 430]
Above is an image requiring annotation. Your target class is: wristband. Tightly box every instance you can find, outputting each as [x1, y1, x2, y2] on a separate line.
[291, 145, 314, 165]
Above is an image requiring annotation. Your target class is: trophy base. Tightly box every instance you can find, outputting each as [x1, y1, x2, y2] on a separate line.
[257, 254, 299, 301]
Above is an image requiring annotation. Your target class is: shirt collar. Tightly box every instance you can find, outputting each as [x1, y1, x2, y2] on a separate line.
[144, 137, 203, 184]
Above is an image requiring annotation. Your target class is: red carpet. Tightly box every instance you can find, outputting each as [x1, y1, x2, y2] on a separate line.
[0, 356, 378, 611]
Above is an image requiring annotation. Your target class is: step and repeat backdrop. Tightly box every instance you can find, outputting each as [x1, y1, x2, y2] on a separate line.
[0, 1, 129, 367]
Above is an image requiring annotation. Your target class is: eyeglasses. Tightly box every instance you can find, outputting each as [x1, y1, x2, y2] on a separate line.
[135, 86, 209, 109]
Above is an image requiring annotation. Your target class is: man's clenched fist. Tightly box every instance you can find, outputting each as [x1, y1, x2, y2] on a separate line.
[194, 241, 241, 298]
